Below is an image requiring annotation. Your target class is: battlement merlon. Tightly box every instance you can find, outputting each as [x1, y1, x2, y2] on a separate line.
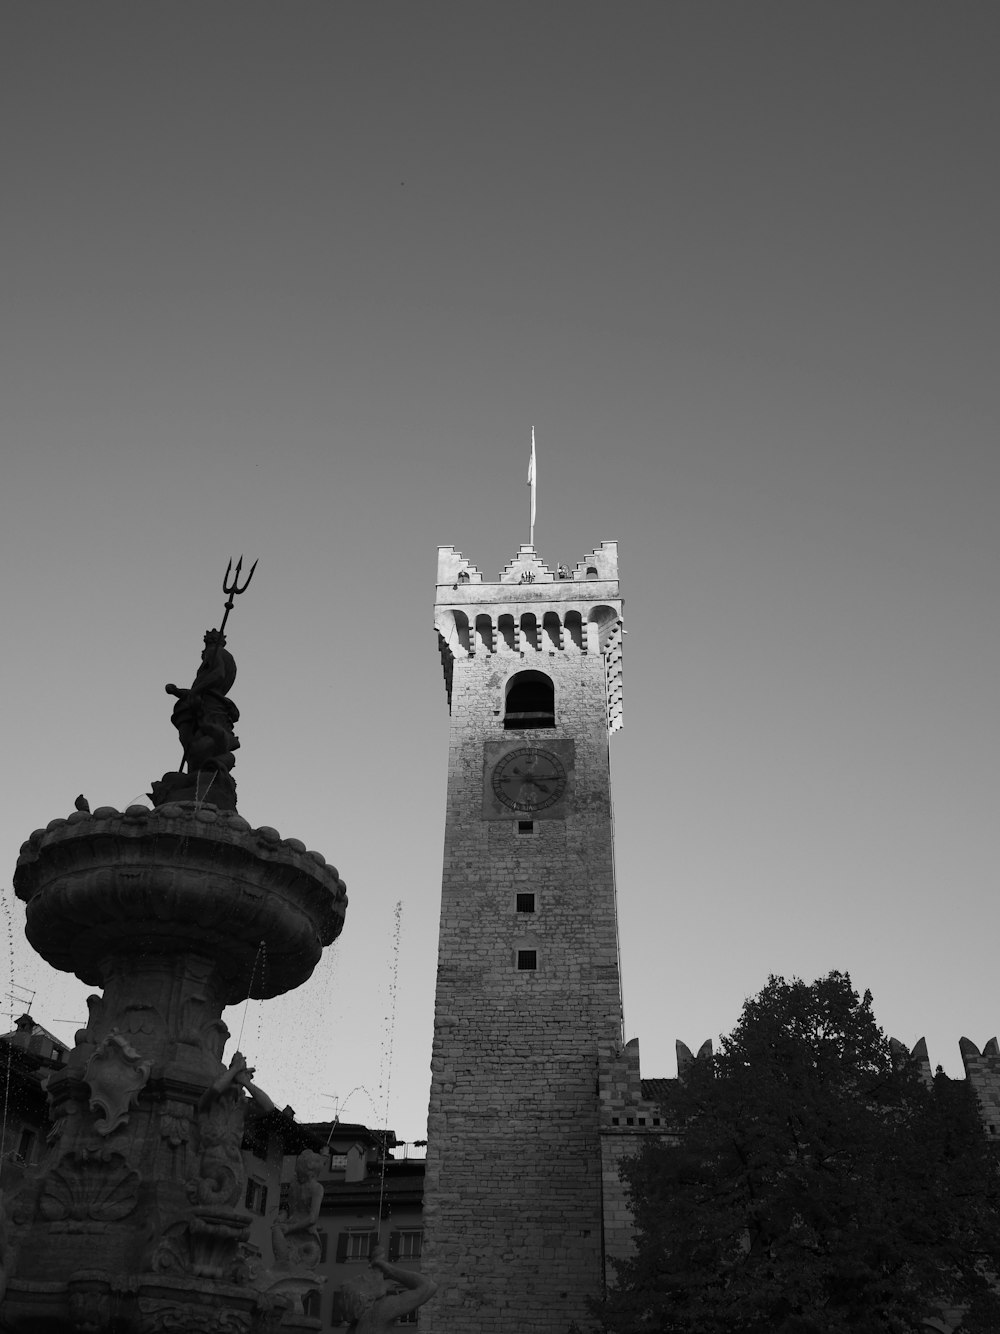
[434, 542, 623, 733]
[436, 540, 620, 594]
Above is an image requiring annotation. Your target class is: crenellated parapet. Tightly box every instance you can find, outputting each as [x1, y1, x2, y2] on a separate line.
[598, 1036, 714, 1270]
[888, 1034, 1000, 1140]
[435, 542, 624, 732]
[958, 1036, 1000, 1138]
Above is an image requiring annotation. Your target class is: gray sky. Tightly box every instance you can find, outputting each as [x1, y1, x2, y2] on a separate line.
[3, 3, 998, 1142]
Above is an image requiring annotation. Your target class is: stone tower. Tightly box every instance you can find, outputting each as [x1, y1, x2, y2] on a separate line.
[423, 541, 624, 1334]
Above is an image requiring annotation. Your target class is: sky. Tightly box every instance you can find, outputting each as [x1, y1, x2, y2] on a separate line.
[2, 3, 998, 1144]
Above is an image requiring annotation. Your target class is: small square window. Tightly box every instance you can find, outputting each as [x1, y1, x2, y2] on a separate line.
[516, 950, 537, 971]
[391, 1230, 423, 1261]
[517, 821, 534, 834]
[338, 1229, 377, 1263]
[516, 893, 535, 913]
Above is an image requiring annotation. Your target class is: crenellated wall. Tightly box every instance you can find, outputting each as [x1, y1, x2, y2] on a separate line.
[598, 1037, 714, 1271]
[604, 1030, 1000, 1289]
[957, 1036, 1000, 1139]
[435, 543, 624, 732]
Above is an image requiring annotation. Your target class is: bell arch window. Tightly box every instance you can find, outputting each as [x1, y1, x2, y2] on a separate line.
[498, 613, 517, 652]
[542, 611, 561, 651]
[503, 670, 555, 730]
[475, 614, 494, 655]
[564, 610, 584, 651]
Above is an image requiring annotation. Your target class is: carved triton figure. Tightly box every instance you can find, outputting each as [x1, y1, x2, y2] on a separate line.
[272, 1150, 325, 1271]
[333, 1244, 437, 1332]
[189, 1051, 275, 1210]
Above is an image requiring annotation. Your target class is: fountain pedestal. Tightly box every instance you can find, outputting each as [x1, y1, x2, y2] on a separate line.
[3, 800, 346, 1334]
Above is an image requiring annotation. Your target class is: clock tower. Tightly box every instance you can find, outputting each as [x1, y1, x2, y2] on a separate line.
[423, 541, 624, 1334]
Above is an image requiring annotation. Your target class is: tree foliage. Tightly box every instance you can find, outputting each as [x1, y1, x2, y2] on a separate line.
[597, 972, 1000, 1333]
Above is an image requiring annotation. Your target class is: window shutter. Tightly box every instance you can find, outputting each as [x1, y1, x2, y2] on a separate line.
[368, 1230, 379, 1256]
[336, 1232, 348, 1263]
[244, 1179, 254, 1210]
[260, 1184, 268, 1216]
[319, 1230, 328, 1263]
[388, 1231, 400, 1262]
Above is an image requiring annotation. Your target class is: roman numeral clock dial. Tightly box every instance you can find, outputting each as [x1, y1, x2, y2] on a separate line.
[490, 747, 568, 813]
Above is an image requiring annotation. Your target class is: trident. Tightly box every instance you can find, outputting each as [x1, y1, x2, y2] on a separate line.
[218, 555, 258, 641]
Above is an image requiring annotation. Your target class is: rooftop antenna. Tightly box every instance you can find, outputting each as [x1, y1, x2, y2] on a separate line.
[4, 984, 36, 1018]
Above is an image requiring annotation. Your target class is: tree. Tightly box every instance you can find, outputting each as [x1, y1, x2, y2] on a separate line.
[597, 972, 1000, 1334]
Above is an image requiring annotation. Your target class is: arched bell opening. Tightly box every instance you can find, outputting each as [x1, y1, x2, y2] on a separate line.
[519, 612, 538, 652]
[503, 669, 555, 730]
[587, 604, 620, 652]
[497, 613, 517, 653]
[475, 614, 494, 655]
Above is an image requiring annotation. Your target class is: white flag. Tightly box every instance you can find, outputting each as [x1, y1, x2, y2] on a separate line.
[528, 427, 536, 537]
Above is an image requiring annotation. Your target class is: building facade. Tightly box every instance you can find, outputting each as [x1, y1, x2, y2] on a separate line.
[0, 1015, 68, 1189]
[273, 1122, 426, 1326]
[423, 542, 626, 1334]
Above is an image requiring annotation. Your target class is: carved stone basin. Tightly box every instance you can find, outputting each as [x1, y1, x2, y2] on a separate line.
[13, 802, 348, 1003]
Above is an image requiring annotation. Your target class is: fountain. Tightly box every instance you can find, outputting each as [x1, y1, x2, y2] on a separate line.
[1, 562, 347, 1333]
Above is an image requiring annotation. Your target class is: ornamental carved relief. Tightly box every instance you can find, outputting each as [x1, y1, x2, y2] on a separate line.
[160, 1101, 192, 1150]
[44, 1079, 84, 1143]
[68, 1286, 111, 1334]
[85, 1031, 152, 1136]
[38, 1149, 140, 1232]
[149, 1221, 189, 1277]
[136, 1299, 252, 1333]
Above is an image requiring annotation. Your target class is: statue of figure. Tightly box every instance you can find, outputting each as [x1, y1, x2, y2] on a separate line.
[189, 1052, 274, 1209]
[166, 629, 240, 776]
[199, 1051, 275, 1122]
[333, 1245, 437, 1331]
[271, 1150, 325, 1270]
[151, 629, 242, 808]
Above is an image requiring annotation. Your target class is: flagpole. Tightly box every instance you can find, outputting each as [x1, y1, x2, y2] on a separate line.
[528, 426, 536, 548]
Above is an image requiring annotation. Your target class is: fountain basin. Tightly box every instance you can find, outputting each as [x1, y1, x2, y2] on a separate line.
[13, 803, 347, 1003]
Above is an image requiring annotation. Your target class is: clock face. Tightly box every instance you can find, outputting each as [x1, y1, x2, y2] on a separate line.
[491, 748, 568, 812]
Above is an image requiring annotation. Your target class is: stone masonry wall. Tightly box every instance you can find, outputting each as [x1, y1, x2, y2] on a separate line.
[423, 546, 625, 1334]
